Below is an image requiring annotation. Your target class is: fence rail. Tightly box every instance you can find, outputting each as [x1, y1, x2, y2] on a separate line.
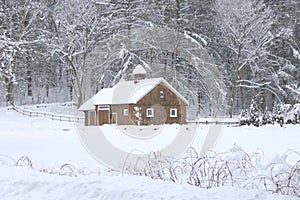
[12, 104, 84, 123]
[187, 120, 239, 125]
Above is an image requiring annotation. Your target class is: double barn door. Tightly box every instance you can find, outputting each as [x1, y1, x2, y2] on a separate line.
[98, 109, 109, 125]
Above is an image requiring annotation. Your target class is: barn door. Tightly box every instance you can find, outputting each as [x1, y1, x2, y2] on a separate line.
[98, 110, 109, 125]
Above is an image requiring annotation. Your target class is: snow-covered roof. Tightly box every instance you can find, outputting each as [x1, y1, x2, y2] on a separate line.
[94, 88, 114, 105]
[89, 78, 188, 107]
[132, 64, 147, 75]
[78, 96, 94, 111]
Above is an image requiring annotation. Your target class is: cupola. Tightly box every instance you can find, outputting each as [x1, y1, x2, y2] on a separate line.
[132, 65, 147, 82]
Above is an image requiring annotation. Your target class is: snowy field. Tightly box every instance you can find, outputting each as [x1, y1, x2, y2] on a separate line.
[0, 106, 299, 200]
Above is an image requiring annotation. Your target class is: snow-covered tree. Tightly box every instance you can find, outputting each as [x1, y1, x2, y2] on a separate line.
[261, 107, 273, 125]
[214, 0, 277, 117]
[293, 110, 300, 124]
[134, 106, 142, 126]
[264, 0, 300, 105]
[52, 0, 106, 107]
[0, 0, 298, 112]
[239, 109, 250, 126]
[272, 104, 284, 126]
[249, 99, 260, 127]
[0, 0, 50, 105]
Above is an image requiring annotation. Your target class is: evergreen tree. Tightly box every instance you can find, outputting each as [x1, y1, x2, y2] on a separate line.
[249, 99, 260, 127]
[239, 109, 250, 126]
[272, 104, 284, 126]
[261, 108, 273, 125]
[293, 111, 300, 124]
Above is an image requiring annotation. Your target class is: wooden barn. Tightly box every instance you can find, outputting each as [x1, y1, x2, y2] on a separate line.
[79, 65, 188, 126]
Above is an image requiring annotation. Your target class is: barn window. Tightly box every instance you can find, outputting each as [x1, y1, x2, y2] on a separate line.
[170, 108, 177, 117]
[159, 90, 164, 98]
[123, 108, 128, 116]
[146, 108, 154, 117]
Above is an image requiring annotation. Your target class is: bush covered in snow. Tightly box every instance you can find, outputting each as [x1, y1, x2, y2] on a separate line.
[239, 101, 300, 127]
[125, 146, 300, 197]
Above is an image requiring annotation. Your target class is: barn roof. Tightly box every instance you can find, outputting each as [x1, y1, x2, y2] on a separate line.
[79, 78, 189, 111]
[94, 88, 114, 105]
[78, 96, 94, 111]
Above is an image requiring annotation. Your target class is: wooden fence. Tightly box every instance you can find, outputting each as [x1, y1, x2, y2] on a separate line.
[187, 119, 239, 126]
[12, 104, 84, 123]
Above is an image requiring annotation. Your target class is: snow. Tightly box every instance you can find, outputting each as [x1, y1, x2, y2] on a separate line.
[292, 103, 300, 113]
[133, 106, 141, 126]
[0, 107, 99, 169]
[292, 47, 300, 60]
[129, 84, 156, 103]
[0, 106, 300, 199]
[78, 96, 94, 111]
[212, 124, 300, 164]
[93, 87, 114, 105]
[184, 30, 208, 46]
[101, 124, 179, 153]
[132, 64, 147, 75]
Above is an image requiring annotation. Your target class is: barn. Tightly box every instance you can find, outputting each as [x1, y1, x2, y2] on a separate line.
[79, 65, 188, 126]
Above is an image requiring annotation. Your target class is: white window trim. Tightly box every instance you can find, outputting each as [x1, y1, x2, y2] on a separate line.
[123, 108, 128, 116]
[170, 108, 177, 117]
[159, 90, 164, 98]
[146, 108, 154, 117]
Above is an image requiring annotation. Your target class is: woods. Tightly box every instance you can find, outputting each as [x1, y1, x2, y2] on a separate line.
[0, 0, 299, 117]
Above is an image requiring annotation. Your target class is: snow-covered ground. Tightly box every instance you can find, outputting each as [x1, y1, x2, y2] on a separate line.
[0, 107, 97, 169]
[0, 106, 299, 200]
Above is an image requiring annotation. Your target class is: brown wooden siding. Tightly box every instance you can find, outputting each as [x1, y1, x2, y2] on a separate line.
[136, 83, 186, 125]
[111, 104, 136, 125]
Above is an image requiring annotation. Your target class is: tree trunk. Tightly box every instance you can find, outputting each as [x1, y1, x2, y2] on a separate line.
[27, 69, 32, 97]
[5, 77, 14, 106]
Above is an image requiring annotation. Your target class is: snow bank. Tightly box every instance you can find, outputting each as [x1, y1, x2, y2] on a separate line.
[0, 166, 297, 200]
